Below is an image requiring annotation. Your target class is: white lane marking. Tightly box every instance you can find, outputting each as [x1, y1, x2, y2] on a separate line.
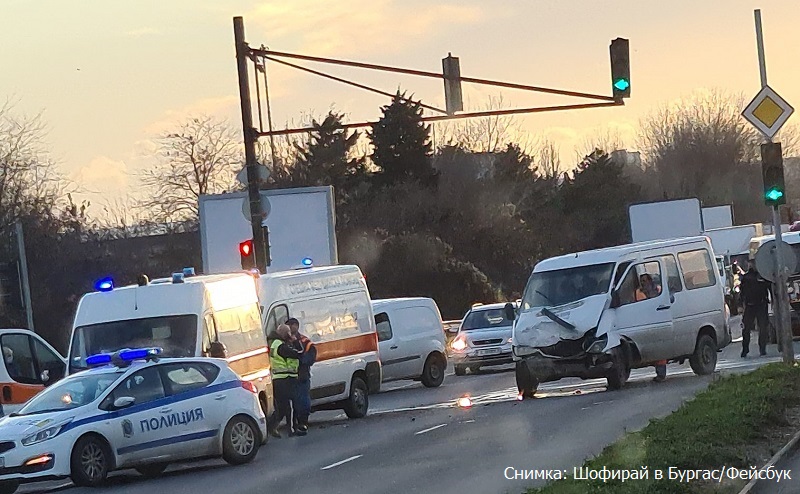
[415, 423, 447, 435]
[321, 455, 363, 470]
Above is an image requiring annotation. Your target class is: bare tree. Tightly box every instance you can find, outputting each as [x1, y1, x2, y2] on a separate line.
[0, 101, 64, 237]
[139, 115, 242, 222]
[436, 94, 533, 153]
[638, 90, 761, 206]
[533, 138, 562, 180]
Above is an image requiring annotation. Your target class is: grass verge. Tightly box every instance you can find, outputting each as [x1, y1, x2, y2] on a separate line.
[527, 363, 800, 494]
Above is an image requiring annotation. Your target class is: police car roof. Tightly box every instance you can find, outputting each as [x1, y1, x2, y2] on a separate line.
[77, 356, 225, 374]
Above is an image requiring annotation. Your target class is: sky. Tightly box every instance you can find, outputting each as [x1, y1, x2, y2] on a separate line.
[1, 0, 799, 208]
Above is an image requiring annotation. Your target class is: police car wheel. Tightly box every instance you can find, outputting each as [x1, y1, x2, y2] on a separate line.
[135, 463, 169, 477]
[0, 480, 20, 494]
[70, 435, 112, 487]
[222, 415, 259, 465]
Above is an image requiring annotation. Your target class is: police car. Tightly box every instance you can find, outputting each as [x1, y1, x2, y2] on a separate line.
[0, 348, 267, 494]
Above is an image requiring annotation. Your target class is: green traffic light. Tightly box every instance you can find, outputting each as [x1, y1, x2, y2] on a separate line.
[613, 79, 630, 91]
[766, 188, 784, 201]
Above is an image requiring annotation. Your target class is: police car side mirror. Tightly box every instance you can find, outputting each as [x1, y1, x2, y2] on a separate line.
[113, 396, 135, 409]
[209, 341, 228, 359]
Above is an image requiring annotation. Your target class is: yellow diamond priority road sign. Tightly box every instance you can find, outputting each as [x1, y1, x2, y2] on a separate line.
[743, 86, 794, 140]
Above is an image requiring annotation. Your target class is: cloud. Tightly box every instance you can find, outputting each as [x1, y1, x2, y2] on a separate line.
[143, 95, 240, 135]
[71, 156, 129, 195]
[247, 1, 484, 56]
[124, 27, 159, 38]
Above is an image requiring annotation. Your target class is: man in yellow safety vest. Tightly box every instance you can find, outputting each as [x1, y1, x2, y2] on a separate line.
[267, 324, 303, 438]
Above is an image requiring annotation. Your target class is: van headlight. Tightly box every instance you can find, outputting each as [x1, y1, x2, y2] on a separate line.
[21, 419, 72, 446]
[585, 335, 608, 354]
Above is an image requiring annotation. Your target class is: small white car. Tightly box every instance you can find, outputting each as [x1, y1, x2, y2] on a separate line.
[450, 303, 518, 375]
[0, 348, 266, 494]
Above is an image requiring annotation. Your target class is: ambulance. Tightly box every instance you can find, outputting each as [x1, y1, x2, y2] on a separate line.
[66, 269, 274, 416]
[257, 264, 381, 418]
[0, 329, 66, 417]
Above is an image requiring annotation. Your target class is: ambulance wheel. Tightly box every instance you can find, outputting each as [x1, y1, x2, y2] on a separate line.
[344, 376, 369, 419]
[0, 480, 19, 494]
[136, 463, 169, 477]
[454, 365, 467, 376]
[421, 354, 446, 388]
[70, 434, 112, 487]
[222, 415, 259, 465]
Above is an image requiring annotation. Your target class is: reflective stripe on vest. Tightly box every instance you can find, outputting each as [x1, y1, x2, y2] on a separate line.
[270, 339, 298, 379]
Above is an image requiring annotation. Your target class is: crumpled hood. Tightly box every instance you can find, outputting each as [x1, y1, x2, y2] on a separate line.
[512, 294, 609, 348]
[0, 412, 70, 439]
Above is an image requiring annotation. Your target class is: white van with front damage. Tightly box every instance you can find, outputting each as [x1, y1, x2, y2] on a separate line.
[507, 236, 731, 398]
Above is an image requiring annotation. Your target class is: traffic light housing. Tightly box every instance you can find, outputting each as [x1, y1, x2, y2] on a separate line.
[610, 38, 630, 99]
[762, 142, 786, 206]
[239, 239, 255, 270]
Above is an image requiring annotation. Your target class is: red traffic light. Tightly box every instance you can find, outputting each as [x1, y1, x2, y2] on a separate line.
[239, 240, 253, 257]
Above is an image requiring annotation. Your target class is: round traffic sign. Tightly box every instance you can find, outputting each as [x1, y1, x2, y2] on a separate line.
[754, 239, 797, 282]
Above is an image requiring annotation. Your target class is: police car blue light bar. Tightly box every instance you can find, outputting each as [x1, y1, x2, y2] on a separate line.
[94, 277, 114, 292]
[301, 257, 313, 267]
[85, 353, 112, 366]
[118, 348, 162, 361]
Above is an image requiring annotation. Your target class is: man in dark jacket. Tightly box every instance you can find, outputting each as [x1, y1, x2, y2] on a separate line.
[740, 260, 772, 358]
[288, 318, 316, 436]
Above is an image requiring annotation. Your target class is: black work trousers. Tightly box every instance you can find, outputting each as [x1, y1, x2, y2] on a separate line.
[742, 303, 770, 355]
[268, 377, 297, 431]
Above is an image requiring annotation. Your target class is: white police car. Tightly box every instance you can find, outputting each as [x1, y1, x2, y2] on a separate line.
[0, 348, 267, 494]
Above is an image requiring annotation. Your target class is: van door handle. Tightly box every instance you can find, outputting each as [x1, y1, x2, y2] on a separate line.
[390, 345, 398, 350]
[657, 305, 671, 311]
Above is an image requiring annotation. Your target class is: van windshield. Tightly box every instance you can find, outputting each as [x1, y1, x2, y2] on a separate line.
[69, 315, 198, 373]
[522, 263, 615, 310]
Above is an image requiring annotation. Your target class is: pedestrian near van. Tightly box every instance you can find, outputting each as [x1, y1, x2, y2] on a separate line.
[740, 260, 772, 358]
[288, 317, 316, 436]
[635, 274, 668, 382]
[267, 324, 303, 438]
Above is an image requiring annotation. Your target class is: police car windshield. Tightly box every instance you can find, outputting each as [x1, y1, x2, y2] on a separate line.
[18, 371, 123, 415]
[70, 315, 198, 373]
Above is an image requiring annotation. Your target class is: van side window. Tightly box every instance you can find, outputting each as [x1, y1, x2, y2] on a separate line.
[617, 262, 662, 306]
[265, 305, 289, 337]
[678, 249, 717, 290]
[215, 304, 266, 356]
[375, 312, 393, 342]
[660, 255, 683, 293]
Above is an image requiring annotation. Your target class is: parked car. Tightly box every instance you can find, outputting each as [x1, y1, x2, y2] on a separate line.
[450, 302, 518, 376]
[372, 298, 448, 388]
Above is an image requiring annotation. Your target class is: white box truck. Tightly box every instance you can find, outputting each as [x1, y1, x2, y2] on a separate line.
[628, 199, 703, 243]
[199, 186, 337, 274]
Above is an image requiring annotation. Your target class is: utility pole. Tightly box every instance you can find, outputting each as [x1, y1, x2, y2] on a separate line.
[233, 16, 268, 272]
[15, 222, 34, 331]
[754, 10, 794, 364]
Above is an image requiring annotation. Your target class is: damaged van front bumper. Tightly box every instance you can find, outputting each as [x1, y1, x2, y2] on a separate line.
[515, 348, 616, 383]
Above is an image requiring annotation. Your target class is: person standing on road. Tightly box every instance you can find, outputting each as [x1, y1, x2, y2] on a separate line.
[288, 317, 316, 436]
[740, 260, 772, 358]
[267, 324, 303, 438]
[636, 274, 668, 382]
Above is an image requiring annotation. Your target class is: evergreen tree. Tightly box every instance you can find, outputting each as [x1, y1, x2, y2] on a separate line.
[369, 91, 435, 185]
[293, 111, 366, 190]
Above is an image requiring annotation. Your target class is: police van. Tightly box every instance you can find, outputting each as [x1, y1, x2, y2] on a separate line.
[66, 270, 274, 416]
[257, 264, 380, 418]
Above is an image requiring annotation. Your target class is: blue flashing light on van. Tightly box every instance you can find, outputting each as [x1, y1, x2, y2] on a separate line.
[94, 277, 114, 292]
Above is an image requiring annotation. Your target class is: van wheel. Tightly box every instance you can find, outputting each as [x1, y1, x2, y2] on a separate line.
[690, 334, 717, 375]
[344, 376, 369, 418]
[606, 350, 630, 390]
[421, 354, 445, 387]
[136, 463, 169, 477]
[454, 365, 467, 376]
[70, 434, 112, 487]
[0, 480, 19, 494]
[516, 361, 538, 399]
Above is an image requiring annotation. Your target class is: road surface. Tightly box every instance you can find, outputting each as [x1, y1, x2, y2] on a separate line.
[21, 326, 799, 494]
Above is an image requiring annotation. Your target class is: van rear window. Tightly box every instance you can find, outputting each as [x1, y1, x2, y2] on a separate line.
[677, 249, 717, 290]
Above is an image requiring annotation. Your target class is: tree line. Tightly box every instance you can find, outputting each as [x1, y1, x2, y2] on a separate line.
[0, 90, 797, 350]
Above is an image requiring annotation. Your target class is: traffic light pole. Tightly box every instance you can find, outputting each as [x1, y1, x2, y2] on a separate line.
[234, 17, 268, 273]
[755, 10, 793, 364]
